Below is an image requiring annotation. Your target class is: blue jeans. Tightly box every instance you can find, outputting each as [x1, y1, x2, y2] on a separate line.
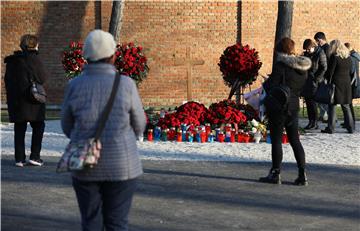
[72, 178, 138, 231]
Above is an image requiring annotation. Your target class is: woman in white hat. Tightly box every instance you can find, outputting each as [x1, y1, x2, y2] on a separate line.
[61, 30, 146, 231]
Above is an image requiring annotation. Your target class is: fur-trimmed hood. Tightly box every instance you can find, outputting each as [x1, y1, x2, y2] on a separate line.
[277, 53, 312, 71]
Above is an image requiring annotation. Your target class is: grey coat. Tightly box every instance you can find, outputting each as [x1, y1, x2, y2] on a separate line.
[61, 63, 146, 181]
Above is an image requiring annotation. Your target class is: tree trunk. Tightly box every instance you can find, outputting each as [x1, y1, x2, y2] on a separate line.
[95, 1, 102, 29]
[272, 0, 294, 69]
[109, 0, 124, 42]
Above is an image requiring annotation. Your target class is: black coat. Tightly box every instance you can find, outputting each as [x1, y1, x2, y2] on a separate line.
[321, 43, 331, 64]
[267, 53, 311, 112]
[326, 55, 352, 104]
[4, 51, 47, 122]
[302, 47, 328, 98]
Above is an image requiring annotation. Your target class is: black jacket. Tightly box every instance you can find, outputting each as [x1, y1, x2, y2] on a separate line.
[4, 51, 47, 122]
[350, 50, 360, 80]
[321, 43, 331, 64]
[326, 55, 352, 104]
[267, 53, 311, 112]
[302, 46, 328, 98]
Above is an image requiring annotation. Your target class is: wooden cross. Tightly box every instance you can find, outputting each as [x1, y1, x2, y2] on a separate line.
[174, 47, 205, 101]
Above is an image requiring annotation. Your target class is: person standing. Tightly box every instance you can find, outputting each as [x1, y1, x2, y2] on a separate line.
[4, 34, 47, 167]
[260, 38, 311, 186]
[344, 42, 360, 128]
[314, 32, 331, 122]
[302, 39, 328, 129]
[321, 40, 354, 134]
[61, 30, 146, 231]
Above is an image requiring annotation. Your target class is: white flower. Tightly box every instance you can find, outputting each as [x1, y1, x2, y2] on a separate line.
[251, 127, 258, 133]
[251, 119, 259, 127]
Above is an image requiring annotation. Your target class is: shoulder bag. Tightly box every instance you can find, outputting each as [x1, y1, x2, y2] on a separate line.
[313, 74, 335, 104]
[23, 58, 47, 104]
[263, 69, 290, 114]
[351, 71, 360, 99]
[56, 73, 121, 173]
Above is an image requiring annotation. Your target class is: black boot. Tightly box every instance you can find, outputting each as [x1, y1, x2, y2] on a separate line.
[259, 168, 281, 184]
[294, 168, 308, 186]
[304, 121, 318, 130]
[304, 122, 313, 130]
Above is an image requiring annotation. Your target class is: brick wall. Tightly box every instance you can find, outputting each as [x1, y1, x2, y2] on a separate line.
[1, 0, 359, 107]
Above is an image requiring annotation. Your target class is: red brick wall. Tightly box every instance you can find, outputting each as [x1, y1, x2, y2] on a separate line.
[1, 1, 359, 107]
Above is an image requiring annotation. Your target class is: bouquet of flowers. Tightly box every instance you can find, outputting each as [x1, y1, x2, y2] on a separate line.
[218, 43, 262, 88]
[157, 102, 208, 129]
[62, 42, 87, 79]
[246, 119, 267, 136]
[207, 100, 247, 127]
[114, 42, 149, 86]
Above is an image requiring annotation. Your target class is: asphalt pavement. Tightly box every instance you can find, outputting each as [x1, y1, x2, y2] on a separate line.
[1, 155, 359, 231]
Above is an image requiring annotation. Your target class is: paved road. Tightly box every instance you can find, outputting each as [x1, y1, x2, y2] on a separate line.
[2, 155, 359, 231]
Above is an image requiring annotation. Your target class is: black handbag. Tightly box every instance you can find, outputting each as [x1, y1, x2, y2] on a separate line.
[301, 76, 318, 99]
[351, 71, 360, 99]
[56, 73, 121, 172]
[314, 76, 335, 104]
[263, 70, 290, 114]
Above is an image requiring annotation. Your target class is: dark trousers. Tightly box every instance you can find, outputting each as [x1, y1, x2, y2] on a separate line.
[269, 112, 306, 170]
[72, 178, 138, 231]
[328, 104, 354, 132]
[14, 121, 45, 162]
[305, 97, 318, 123]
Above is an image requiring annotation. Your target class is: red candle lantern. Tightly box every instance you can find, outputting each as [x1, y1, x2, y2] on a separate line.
[243, 133, 251, 143]
[218, 132, 225, 143]
[147, 129, 153, 141]
[282, 133, 288, 144]
[230, 129, 236, 143]
[200, 132, 207, 143]
[176, 131, 182, 142]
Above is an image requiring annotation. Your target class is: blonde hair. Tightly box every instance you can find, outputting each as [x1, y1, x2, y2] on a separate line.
[329, 39, 350, 59]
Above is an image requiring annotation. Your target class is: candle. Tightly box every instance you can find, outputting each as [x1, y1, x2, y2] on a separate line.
[147, 129, 153, 141]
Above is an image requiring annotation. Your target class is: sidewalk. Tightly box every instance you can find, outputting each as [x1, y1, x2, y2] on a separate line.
[1, 155, 359, 231]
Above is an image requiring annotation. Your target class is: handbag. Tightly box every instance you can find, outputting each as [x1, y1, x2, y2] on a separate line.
[29, 79, 47, 104]
[56, 73, 121, 173]
[263, 69, 290, 114]
[351, 71, 360, 99]
[313, 76, 335, 104]
[24, 58, 47, 104]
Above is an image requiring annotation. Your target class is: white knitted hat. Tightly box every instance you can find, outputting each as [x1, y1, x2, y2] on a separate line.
[83, 30, 116, 61]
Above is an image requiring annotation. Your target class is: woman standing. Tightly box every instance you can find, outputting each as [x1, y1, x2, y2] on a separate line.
[321, 40, 354, 134]
[302, 39, 327, 129]
[61, 30, 146, 231]
[260, 38, 311, 185]
[4, 34, 47, 167]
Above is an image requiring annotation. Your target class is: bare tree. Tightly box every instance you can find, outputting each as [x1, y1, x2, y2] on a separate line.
[109, 1, 124, 41]
[272, 0, 294, 69]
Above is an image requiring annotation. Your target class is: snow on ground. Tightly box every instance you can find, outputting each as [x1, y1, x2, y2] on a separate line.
[1, 120, 359, 166]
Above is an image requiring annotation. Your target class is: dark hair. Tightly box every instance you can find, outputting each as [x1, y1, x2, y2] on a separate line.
[20, 34, 38, 51]
[344, 42, 351, 49]
[314, 32, 326, 41]
[303, 39, 316, 50]
[275, 37, 295, 55]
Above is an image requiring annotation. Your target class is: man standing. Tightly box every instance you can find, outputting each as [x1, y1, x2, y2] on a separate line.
[314, 32, 330, 123]
[345, 42, 360, 128]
